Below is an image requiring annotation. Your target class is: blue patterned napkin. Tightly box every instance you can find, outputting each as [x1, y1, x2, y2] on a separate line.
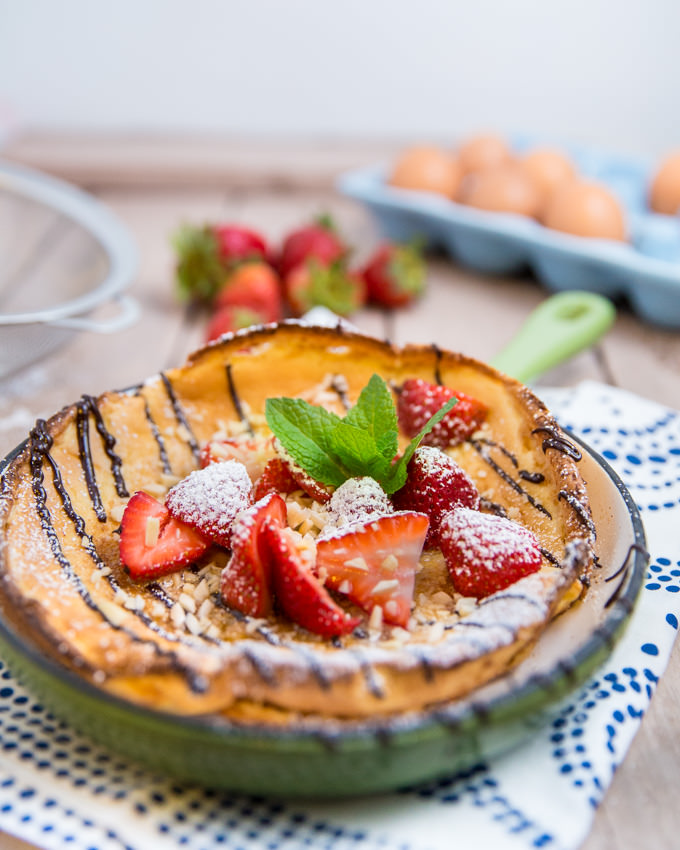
[1, 381, 678, 850]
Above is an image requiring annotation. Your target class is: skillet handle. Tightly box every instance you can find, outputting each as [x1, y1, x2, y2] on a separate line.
[490, 291, 616, 383]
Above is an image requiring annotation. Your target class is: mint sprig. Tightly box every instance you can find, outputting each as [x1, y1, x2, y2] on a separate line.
[265, 374, 456, 495]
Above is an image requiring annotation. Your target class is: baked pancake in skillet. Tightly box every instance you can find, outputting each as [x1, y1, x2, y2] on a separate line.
[0, 322, 595, 723]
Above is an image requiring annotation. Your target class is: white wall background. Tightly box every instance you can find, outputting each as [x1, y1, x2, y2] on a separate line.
[1, 0, 678, 157]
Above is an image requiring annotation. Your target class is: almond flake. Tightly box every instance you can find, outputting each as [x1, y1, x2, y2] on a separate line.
[345, 556, 368, 571]
[371, 579, 399, 596]
[381, 554, 399, 571]
[145, 516, 160, 547]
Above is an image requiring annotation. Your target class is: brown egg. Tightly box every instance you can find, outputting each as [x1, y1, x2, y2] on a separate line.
[649, 151, 680, 215]
[520, 148, 577, 203]
[457, 164, 543, 218]
[542, 180, 626, 240]
[388, 146, 461, 198]
[457, 133, 512, 175]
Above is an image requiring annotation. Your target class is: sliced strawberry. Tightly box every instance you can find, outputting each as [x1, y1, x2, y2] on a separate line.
[220, 493, 287, 617]
[252, 457, 300, 501]
[165, 460, 253, 548]
[439, 506, 542, 598]
[270, 442, 333, 503]
[397, 378, 488, 447]
[265, 523, 360, 638]
[200, 437, 269, 483]
[392, 446, 480, 547]
[120, 491, 209, 580]
[315, 511, 429, 628]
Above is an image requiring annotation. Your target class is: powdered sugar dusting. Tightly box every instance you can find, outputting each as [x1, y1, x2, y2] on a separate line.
[166, 460, 252, 541]
[440, 506, 540, 573]
[326, 477, 393, 530]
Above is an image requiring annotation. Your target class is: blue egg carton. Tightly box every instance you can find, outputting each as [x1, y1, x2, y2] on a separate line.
[337, 144, 680, 328]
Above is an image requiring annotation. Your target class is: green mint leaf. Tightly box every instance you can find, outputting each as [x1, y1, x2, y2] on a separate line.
[344, 373, 399, 461]
[265, 397, 348, 487]
[380, 397, 458, 494]
[329, 422, 393, 481]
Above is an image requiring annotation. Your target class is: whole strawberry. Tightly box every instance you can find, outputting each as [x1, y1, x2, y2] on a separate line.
[215, 261, 284, 323]
[361, 242, 426, 308]
[173, 223, 269, 304]
[284, 260, 366, 317]
[213, 224, 269, 265]
[277, 215, 347, 279]
[398, 378, 488, 447]
[439, 506, 542, 598]
[392, 446, 480, 547]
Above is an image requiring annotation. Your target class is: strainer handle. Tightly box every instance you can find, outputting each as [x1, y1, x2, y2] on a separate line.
[47, 295, 140, 334]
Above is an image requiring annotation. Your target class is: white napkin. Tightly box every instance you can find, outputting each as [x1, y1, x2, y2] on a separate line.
[1, 381, 678, 850]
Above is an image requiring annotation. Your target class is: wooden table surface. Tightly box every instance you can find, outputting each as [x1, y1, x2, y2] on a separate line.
[1, 134, 679, 849]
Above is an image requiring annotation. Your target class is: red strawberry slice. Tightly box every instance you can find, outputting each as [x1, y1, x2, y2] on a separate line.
[392, 446, 480, 547]
[252, 457, 300, 501]
[264, 523, 360, 638]
[270, 442, 333, 504]
[119, 491, 209, 580]
[200, 437, 268, 483]
[439, 506, 542, 598]
[165, 460, 253, 548]
[397, 378, 488, 448]
[220, 493, 287, 617]
[315, 511, 429, 628]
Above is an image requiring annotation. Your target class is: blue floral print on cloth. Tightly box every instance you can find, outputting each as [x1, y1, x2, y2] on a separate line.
[1, 381, 678, 850]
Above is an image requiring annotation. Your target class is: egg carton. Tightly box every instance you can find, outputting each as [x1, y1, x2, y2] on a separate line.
[338, 144, 680, 328]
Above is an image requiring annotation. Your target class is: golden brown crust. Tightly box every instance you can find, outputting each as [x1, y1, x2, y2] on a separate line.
[0, 321, 595, 719]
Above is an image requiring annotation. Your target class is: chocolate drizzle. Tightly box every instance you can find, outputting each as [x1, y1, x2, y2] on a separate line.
[75, 396, 129, 521]
[431, 344, 444, 386]
[558, 490, 596, 537]
[471, 439, 551, 518]
[160, 372, 201, 462]
[474, 437, 545, 485]
[139, 392, 172, 475]
[532, 426, 582, 461]
[225, 363, 254, 436]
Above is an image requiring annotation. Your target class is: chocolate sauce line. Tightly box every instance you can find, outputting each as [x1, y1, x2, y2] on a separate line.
[160, 372, 201, 462]
[540, 547, 561, 567]
[471, 440, 552, 519]
[408, 647, 435, 683]
[75, 402, 106, 522]
[351, 649, 385, 699]
[478, 591, 545, 611]
[431, 344, 444, 386]
[558, 490, 597, 537]
[83, 395, 129, 498]
[138, 392, 172, 475]
[225, 363, 254, 436]
[330, 375, 351, 412]
[228, 609, 334, 691]
[532, 426, 582, 461]
[475, 437, 546, 485]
